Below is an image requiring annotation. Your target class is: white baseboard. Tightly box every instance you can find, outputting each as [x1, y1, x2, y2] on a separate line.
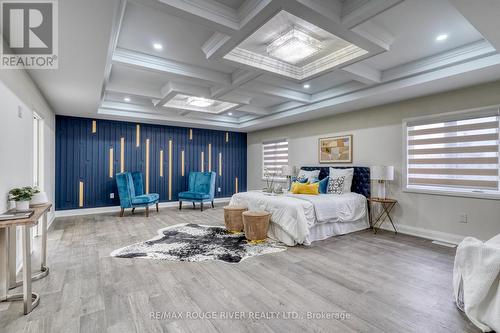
[378, 223, 467, 245]
[54, 197, 231, 218]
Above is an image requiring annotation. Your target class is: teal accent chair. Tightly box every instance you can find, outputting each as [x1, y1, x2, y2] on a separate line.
[178, 172, 216, 211]
[116, 171, 159, 217]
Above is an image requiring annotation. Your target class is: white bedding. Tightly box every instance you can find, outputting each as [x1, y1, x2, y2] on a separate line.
[229, 191, 368, 246]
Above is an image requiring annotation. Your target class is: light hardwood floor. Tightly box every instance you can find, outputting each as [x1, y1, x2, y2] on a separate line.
[0, 204, 479, 333]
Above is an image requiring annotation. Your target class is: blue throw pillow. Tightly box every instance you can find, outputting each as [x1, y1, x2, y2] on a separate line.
[318, 177, 329, 194]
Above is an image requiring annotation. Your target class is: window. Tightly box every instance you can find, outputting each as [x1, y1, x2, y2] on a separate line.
[262, 139, 288, 179]
[404, 107, 500, 198]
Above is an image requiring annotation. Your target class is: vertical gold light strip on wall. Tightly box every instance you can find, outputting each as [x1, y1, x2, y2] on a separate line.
[218, 152, 222, 176]
[136, 124, 140, 147]
[120, 137, 125, 173]
[225, 132, 229, 143]
[181, 150, 185, 177]
[235, 177, 239, 193]
[79, 181, 84, 207]
[92, 120, 97, 133]
[189, 129, 193, 140]
[146, 139, 150, 194]
[168, 139, 172, 200]
[201, 151, 204, 172]
[208, 143, 212, 172]
[109, 148, 114, 178]
[160, 150, 164, 177]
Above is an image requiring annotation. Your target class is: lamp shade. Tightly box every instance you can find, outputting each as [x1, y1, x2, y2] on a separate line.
[281, 165, 292, 176]
[370, 165, 394, 181]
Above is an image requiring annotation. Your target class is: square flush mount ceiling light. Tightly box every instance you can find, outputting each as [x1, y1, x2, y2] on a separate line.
[163, 94, 238, 114]
[187, 97, 214, 108]
[266, 26, 322, 65]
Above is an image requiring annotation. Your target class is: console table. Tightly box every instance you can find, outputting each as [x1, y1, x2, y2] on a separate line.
[0, 203, 51, 314]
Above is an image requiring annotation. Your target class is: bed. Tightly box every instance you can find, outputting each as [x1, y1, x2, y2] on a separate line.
[229, 167, 371, 246]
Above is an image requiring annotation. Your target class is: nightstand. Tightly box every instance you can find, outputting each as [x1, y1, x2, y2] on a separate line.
[368, 197, 398, 234]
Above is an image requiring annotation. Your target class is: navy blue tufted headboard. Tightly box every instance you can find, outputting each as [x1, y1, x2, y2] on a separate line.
[301, 166, 371, 198]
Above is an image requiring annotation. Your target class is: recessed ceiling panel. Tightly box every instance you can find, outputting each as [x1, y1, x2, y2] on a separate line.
[223, 10, 367, 80]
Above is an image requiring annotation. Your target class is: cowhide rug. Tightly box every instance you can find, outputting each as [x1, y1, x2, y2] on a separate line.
[110, 223, 286, 263]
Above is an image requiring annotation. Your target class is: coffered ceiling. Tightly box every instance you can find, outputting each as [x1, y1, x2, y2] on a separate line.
[24, 0, 500, 132]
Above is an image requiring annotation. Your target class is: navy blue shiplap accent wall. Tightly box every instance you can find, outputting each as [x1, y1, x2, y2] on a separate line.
[55, 116, 247, 210]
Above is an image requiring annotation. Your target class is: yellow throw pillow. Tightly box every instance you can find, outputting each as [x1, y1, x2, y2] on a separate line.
[290, 181, 306, 193]
[292, 182, 319, 195]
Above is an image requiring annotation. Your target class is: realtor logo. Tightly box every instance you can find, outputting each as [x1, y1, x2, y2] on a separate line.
[1, 0, 58, 69]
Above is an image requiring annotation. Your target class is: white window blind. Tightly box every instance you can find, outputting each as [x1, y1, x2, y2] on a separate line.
[406, 108, 500, 195]
[262, 139, 288, 179]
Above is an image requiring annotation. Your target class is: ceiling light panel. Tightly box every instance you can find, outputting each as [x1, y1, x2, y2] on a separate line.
[163, 94, 238, 114]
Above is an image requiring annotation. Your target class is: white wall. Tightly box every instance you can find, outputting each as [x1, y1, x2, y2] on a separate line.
[248, 80, 500, 243]
[0, 69, 56, 270]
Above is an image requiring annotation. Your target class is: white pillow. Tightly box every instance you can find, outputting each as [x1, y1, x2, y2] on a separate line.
[297, 169, 320, 183]
[329, 167, 353, 193]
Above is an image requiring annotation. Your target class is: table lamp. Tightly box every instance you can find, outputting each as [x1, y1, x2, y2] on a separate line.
[370, 165, 394, 199]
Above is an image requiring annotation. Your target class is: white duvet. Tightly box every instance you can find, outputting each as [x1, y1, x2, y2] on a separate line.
[453, 234, 500, 332]
[229, 191, 367, 245]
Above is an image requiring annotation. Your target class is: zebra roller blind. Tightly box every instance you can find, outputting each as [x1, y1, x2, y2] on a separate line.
[406, 108, 500, 193]
[262, 139, 288, 179]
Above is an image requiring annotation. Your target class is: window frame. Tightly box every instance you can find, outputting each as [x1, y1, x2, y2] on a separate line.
[402, 105, 500, 200]
[262, 138, 289, 181]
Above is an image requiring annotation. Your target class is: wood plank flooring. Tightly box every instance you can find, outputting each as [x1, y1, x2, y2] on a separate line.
[0, 204, 479, 333]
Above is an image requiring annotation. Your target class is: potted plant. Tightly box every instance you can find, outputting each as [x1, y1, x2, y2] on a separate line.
[263, 168, 275, 193]
[9, 186, 39, 211]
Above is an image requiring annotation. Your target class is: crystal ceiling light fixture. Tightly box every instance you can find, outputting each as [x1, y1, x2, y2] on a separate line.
[187, 97, 214, 108]
[266, 26, 323, 65]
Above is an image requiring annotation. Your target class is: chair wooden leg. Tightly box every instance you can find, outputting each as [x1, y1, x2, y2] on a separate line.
[200, 202, 203, 212]
[156, 202, 159, 212]
[120, 208, 124, 217]
[131, 208, 135, 214]
[145, 206, 149, 217]
[211, 200, 214, 208]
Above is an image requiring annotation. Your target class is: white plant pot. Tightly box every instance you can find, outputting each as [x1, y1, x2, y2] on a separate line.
[31, 192, 48, 206]
[16, 200, 30, 211]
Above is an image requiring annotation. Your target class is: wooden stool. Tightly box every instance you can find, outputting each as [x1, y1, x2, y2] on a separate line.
[223, 206, 247, 233]
[242, 211, 271, 243]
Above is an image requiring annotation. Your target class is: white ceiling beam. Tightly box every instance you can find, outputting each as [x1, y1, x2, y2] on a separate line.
[310, 81, 366, 103]
[112, 48, 231, 86]
[294, 0, 342, 22]
[342, 63, 382, 85]
[234, 105, 270, 115]
[98, 108, 242, 130]
[202, 32, 231, 59]
[382, 40, 496, 82]
[211, 69, 260, 98]
[351, 21, 394, 51]
[106, 82, 163, 99]
[102, 101, 156, 114]
[100, 0, 127, 102]
[240, 81, 311, 103]
[341, 0, 403, 29]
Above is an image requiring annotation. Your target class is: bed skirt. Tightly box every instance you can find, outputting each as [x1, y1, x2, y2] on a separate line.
[268, 214, 369, 246]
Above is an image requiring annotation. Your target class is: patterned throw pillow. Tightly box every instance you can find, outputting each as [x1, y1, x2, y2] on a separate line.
[327, 176, 345, 195]
[297, 169, 320, 183]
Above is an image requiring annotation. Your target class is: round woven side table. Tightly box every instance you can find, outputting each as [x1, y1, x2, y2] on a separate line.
[242, 211, 271, 243]
[223, 206, 247, 233]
